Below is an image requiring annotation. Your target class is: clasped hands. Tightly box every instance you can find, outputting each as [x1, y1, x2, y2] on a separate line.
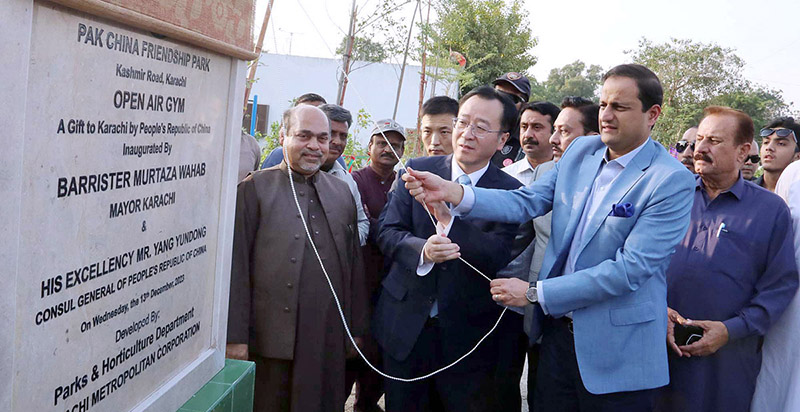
[407, 168, 531, 308]
[667, 307, 729, 357]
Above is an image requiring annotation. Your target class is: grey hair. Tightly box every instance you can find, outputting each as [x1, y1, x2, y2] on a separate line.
[318, 104, 353, 128]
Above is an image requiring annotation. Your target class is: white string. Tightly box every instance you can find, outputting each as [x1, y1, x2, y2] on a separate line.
[287, 165, 507, 382]
[282, 0, 511, 382]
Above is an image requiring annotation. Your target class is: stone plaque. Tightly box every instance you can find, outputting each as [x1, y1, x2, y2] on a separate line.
[2, 2, 244, 411]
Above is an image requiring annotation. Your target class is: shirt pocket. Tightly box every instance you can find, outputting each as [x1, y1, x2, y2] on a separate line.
[708, 231, 756, 286]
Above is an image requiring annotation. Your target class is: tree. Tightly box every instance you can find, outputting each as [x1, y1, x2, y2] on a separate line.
[627, 38, 790, 145]
[427, 0, 537, 95]
[336, 0, 412, 103]
[336, 36, 389, 66]
[529, 60, 603, 104]
[710, 83, 788, 131]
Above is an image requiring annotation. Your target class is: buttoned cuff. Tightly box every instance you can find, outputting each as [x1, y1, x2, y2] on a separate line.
[722, 316, 748, 341]
[536, 280, 548, 315]
[451, 185, 475, 217]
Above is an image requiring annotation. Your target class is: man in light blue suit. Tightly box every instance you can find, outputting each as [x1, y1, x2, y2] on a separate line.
[404, 64, 696, 411]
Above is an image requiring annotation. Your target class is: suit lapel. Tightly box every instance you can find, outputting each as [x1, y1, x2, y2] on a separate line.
[418, 156, 452, 232]
[562, 148, 604, 248]
[541, 149, 603, 280]
[475, 163, 499, 189]
[575, 140, 655, 256]
[438, 155, 453, 181]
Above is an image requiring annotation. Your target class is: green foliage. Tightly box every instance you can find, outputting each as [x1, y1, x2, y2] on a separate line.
[428, 0, 537, 95]
[529, 60, 603, 104]
[627, 38, 790, 146]
[338, 0, 411, 74]
[342, 109, 373, 170]
[250, 121, 281, 165]
[709, 84, 788, 132]
[354, 0, 411, 58]
[336, 36, 389, 64]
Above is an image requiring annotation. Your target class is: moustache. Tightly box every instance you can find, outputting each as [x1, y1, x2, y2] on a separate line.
[301, 149, 324, 159]
[523, 138, 538, 146]
[694, 153, 712, 163]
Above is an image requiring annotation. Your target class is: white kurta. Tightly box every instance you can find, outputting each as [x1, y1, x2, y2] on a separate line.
[752, 161, 800, 412]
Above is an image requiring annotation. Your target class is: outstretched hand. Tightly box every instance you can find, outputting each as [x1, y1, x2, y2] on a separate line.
[403, 167, 464, 206]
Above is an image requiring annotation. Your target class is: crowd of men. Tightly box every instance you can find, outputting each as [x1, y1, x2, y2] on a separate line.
[229, 64, 800, 412]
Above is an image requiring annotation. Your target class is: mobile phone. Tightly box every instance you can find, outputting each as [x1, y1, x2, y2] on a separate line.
[674, 323, 704, 346]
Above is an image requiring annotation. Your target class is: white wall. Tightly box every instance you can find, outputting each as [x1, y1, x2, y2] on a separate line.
[248, 53, 458, 145]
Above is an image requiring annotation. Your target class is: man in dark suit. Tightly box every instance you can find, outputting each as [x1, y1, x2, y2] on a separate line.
[373, 86, 524, 411]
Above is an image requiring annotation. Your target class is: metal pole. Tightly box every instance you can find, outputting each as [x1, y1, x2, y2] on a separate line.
[250, 95, 258, 135]
[243, 0, 275, 109]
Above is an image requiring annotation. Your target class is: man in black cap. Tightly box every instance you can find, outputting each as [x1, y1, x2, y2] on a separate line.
[494, 72, 531, 110]
[492, 72, 532, 168]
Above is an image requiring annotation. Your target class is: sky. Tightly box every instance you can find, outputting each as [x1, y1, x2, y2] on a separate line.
[254, 0, 800, 113]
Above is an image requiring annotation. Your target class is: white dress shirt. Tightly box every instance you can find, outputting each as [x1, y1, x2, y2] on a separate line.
[502, 158, 539, 186]
[327, 161, 369, 246]
[417, 157, 490, 275]
[416, 158, 490, 318]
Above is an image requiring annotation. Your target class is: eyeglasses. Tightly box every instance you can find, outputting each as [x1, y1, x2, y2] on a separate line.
[498, 90, 524, 105]
[760, 128, 798, 143]
[453, 117, 505, 138]
[675, 140, 695, 153]
[745, 155, 761, 164]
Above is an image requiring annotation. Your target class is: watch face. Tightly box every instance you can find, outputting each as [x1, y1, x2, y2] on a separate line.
[526, 287, 537, 303]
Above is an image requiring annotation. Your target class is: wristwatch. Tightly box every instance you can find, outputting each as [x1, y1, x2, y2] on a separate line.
[525, 284, 538, 304]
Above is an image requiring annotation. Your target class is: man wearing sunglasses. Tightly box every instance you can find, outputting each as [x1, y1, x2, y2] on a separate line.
[741, 140, 760, 181]
[756, 117, 800, 192]
[491, 72, 531, 168]
[675, 126, 698, 173]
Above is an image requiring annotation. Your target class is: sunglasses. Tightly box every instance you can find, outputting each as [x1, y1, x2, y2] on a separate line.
[760, 128, 798, 143]
[675, 140, 695, 153]
[498, 90, 524, 105]
[745, 155, 760, 164]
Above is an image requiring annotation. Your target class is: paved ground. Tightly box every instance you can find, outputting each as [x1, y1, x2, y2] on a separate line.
[345, 360, 531, 412]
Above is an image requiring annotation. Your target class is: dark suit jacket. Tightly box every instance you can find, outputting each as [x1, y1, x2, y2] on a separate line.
[227, 163, 367, 359]
[372, 155, 522, 362]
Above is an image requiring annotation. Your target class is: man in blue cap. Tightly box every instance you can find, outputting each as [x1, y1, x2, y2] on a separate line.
[492, 72, 531, 168]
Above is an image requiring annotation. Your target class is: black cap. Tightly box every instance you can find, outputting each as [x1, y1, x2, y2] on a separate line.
[492, 72, 531, 101]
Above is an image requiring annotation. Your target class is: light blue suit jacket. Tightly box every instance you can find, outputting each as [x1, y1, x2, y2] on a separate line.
[465, 135, 695, 394]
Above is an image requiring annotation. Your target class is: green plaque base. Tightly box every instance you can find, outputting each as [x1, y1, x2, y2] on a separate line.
[178, 359, 255, 412]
